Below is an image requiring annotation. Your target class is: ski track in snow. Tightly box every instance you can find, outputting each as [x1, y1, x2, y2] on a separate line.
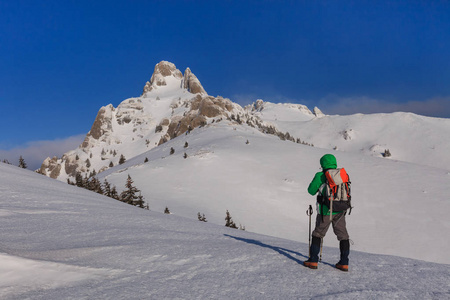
[1, 163, 450, 299]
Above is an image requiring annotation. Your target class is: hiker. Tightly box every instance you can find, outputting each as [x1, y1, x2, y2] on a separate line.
[303, 154, 351, 271]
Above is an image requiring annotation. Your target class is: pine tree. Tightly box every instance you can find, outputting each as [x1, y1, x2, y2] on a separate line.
[164, 207, 171, 214]
[120, 175, 141, 206]
[198, 212, 207, 222]
[184, 142, 189, 148]
[103, 179, 112, 197]
[170, 147, 175, 155]
[144, 157, 149, 163]
[90, 177, 103, 194]
[225, 210, 238, 229]
[136, 192, 145, 208]
[18, 156, 27, 169]
[110, 185, 120, 200]
[83, 174, 89, 188]
[75, 172, 84, 188]
[109, 161, 114, 168]
[119, 154, 126, 165]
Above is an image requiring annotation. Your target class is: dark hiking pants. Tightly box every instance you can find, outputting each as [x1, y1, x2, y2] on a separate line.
[312, 211, 349, 241]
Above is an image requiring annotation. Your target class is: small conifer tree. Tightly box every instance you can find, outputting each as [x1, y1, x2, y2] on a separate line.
[119, 154, 126, 165]
[198, 212, 207, 222]
[225, 210, 238, 229]
[110, 185, 120, 200]
[170, 147, 175, 155]
[75, 172, 84, 188]
[136, 192, 145, 208]
[164, 207, 171, 214]
[18, 156, 27, 169]
[120, 175, 141, 206]
[103, 179, 112, 197]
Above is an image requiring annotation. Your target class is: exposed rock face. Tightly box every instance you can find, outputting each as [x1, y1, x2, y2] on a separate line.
[40, 157, 61, 179]
[82, 104, 114, 148]
[191, 95, 234, 117]
[157, 94, 236, 144]
[183, 68, 206, 95]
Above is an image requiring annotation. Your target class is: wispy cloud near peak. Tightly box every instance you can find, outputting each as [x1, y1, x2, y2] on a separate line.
[0, 134, 85, 171]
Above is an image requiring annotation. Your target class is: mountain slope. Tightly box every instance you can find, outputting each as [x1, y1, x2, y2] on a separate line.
[96, 121, 450, 264]
[36, 60, 450, 264]
[251, 100, 450, 170]
[1, 163, 449, 299]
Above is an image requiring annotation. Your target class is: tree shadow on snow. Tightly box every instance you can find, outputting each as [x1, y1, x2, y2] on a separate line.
[224, 234, 308, 264]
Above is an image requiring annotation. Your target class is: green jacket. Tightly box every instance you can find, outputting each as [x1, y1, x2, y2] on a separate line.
[307, 154, 340, 216]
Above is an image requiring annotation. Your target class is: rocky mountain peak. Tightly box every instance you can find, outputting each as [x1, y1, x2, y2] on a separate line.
[142, 61, 183, 94]
[142, 61, 206, 95]
[313, 107, 325, 117]
[39, 60, 323, 182]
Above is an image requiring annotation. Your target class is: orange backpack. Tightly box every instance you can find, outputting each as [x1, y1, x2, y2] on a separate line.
[324, 168, 352, 219]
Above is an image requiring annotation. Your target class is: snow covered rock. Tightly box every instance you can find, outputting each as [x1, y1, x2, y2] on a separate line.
[313, 106, 325, 117]
[142, 61, 183, 94]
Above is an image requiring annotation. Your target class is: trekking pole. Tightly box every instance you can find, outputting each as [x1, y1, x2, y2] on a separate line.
[306, 205, 313, 257]
[319, 238, 323, 262]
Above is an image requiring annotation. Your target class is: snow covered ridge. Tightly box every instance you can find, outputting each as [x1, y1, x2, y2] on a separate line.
[1, 163, 450, 299]
[38, 61, 317, 181]
[39, 60, 450, 181]
[39, 61, 241, 181]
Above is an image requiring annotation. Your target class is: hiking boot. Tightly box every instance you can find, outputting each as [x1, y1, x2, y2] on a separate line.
[304, 236, 321, 269]
[335, 263, 348, 272]
[304, 260, 318, 269]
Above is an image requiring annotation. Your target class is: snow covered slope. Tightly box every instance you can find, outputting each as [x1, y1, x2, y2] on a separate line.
[252, 100, 450, 170]
[96, 120, 450, 265]
[1, 163, 449, 299]
[36, 60, 450, 266]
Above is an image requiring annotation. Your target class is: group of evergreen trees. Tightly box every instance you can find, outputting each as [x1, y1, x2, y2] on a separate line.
[1, 156, 28, 169]
[69, 173, 148, 209]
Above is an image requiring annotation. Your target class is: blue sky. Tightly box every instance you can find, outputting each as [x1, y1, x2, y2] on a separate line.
[1, 0, 450, 168]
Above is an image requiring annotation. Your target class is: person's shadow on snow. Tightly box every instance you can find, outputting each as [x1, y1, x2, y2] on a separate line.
[224, 234, 308, 264]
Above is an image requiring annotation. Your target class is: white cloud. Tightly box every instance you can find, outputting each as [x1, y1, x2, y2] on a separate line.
[0, 134, 85, 171]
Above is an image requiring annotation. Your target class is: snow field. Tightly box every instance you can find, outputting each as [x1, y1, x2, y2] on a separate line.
[1, 163, 449, 299]
[97, 122, 450, 265]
